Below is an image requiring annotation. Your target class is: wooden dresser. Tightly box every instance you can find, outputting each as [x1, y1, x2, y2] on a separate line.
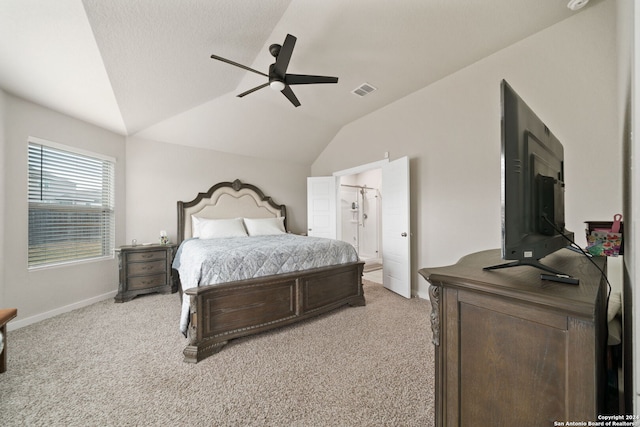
[115, 244, 177, 303]
[418, 249, 607, 426]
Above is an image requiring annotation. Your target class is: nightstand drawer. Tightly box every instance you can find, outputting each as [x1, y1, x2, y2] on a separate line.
[127, 273, 167, 290]
[128, 259, 166, 276]
[128, 250, 166, 262]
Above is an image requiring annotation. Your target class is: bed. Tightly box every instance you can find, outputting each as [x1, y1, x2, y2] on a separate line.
[174, 179, 366, 363]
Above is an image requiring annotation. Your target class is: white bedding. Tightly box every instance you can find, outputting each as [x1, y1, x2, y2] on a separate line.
[173, 234, 359, 335]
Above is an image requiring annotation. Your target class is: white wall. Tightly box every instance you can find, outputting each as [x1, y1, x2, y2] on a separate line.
[618, 0, 638, 411]
[125, 136, 311, 244]
[2, 93, 126, 328]
[312, 1, 619, 298]
[0, 90, 5, 308]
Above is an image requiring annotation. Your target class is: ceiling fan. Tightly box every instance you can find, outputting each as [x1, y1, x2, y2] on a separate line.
[210, 34, 338, 107]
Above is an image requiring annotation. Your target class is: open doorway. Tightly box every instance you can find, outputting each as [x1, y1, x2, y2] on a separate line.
[338, 170, 382, 283]
[333, 160, 388, 284]
[309, 157, 410, 297]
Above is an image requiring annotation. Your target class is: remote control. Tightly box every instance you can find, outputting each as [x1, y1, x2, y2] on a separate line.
[540, 273, 580, 285]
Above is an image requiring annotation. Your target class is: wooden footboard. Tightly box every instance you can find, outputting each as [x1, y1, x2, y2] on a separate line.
[182, 261, 365, 363]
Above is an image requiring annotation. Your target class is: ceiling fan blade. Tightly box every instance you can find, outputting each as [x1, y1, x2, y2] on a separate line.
[281, 85, 301, 107]
[210, 54, 269, 78]
[273, 34, 297, 77]
[285, 74, 339, 85]
[237, 82, 269, 98]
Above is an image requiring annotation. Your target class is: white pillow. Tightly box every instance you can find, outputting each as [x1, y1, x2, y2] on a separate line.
[191, 215, 206, 238]
[192, 216, 247, 239]
[243, 217, 286, 236]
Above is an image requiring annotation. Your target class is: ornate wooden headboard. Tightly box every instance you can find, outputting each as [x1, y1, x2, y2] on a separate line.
[177, 179, 287, 245]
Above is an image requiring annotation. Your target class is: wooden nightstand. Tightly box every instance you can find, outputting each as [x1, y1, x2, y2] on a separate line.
[115, 244, 177, 303]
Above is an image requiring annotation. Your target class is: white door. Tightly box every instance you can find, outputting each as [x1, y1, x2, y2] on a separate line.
[382, 156, 411, 298]
[307, 176, 337, 239]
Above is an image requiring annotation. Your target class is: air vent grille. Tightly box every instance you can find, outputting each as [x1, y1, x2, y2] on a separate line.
[352, 83, 377, 97]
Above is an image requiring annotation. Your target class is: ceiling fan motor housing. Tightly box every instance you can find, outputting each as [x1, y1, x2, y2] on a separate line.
[269, 44, 282, 57]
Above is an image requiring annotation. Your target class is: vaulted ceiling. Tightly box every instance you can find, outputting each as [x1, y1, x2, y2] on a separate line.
[0, 0, 591, 164]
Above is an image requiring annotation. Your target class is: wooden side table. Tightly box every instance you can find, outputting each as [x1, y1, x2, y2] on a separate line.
[115, 244, 177, 303]
[0, 308, 18, 373]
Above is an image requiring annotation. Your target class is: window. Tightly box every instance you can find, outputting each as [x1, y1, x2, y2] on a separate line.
[28, 138, 115, 268]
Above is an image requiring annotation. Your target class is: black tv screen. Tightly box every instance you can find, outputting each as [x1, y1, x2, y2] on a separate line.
[486, 80, 574, 277]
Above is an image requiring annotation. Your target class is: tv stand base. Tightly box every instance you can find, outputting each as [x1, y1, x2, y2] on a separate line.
[483, 258, 579, 285]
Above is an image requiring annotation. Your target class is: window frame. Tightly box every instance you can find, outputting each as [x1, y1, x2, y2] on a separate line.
[27, 137, 116, 270]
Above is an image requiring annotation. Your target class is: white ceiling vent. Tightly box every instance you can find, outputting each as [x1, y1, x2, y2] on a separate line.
[352, 83, 377, 97]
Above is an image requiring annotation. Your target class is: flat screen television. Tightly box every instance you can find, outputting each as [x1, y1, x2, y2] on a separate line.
[484, 80, 576, 282]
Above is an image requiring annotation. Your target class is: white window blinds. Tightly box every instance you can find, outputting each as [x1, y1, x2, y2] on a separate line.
[28, 140, 115, 268]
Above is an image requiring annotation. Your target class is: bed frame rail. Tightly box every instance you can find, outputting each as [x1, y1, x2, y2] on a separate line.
[182, 261, 365, 363]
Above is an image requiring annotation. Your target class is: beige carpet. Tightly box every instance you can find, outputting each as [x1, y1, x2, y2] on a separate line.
[0, 281, 435, 426]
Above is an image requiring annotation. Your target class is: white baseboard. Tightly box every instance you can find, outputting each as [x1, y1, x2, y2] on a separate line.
[7, 290, 117, 331]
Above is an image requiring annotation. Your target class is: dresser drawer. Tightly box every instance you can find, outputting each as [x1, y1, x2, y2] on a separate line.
[128, 250, 166, 262]
[128, 259, 166, 276]
[127, 273, 167, 290]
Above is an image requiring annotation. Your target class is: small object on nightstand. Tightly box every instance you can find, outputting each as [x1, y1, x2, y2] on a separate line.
[115, 244, 177, 303]
[159, 230, 169, 245]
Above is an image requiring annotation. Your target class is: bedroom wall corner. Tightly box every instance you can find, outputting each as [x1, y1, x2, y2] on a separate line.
[124, 136, 311, 244]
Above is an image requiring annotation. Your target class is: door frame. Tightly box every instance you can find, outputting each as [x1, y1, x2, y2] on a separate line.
[333, 159, 389, 177]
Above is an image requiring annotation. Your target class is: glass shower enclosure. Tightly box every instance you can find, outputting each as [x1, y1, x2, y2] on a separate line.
[339, 184, 381, 264]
